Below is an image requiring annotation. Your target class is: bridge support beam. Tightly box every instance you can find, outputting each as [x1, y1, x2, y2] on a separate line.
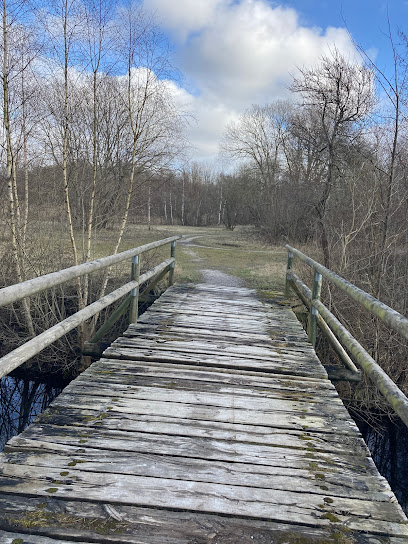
[308, 269, 322, 347]
[130, 255, 140, 324]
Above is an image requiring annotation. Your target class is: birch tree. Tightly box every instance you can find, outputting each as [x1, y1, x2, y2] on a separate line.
[80, 0, 115, 312]
[94, 2, 185, 311]
[1, 0, 37, 336]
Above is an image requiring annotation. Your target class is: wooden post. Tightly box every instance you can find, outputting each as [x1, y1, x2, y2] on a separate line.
[285, 250, 293, 298]
[89, 295, 131, 344]
[308, 269, 322, 347]
[169, 240, 176, 287]
[129, 255, 140, 323]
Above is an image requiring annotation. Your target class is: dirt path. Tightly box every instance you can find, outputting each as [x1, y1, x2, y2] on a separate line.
[180, 234, 244, 287]
[200, 269, 244, 287]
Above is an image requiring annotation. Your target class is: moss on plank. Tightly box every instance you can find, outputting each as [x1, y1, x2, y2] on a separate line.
[7, 509, 129, 535]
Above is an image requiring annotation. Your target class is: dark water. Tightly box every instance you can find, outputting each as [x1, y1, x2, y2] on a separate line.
[1, 375, 408, 516]
[354, 414, 408, 514]
[0, 375, 66, 451]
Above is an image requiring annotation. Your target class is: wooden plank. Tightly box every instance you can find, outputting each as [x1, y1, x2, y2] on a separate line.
[138, 316, 308, 339]
[33, 405, 368, 456]
[112, 336, 319, 363]
[8, 424, 364, 465]
[83, 358, 339, 393]
[63, 382, 350, 419]
[2, 495, 404, 544]
[4, 434, 378, 490]
[75, 369, 341, 403]
[103, 345, 328, 379]
[0, 449, 391, 501]
[125, 324, 313, 351]
[89, 357, 338, 390]
[0, 463, 406, 535]
[129, 310, 312, 336]
[47, 392, 359, 434]
[127, 318, 312, 334]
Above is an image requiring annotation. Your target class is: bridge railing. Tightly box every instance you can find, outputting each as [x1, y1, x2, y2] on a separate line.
[0, 236, 180, 379]
[285, 244, 408, 428]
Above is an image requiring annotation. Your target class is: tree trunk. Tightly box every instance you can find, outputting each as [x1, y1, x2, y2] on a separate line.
[147, 179, 151, 230]
[3, 0, 35, 338]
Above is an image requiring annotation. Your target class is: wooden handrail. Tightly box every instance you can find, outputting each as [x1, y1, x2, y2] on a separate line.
[285, 244, 408, 340]
[289, 270, 358, 374]
[285, 244, 408, 427]
[0, 236, 180, 308]
[0, 237, 180, 378]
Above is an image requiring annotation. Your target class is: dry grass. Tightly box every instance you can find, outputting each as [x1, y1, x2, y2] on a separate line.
[1, 219, 287, 292]
[172, 226, 287, 292]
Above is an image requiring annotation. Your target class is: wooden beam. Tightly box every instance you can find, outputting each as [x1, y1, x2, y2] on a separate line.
[289, 274, 358, 373]
[0, 236, 180, 308]
[81, 341, 111, 357]
[0, 259, 174, 378]
[324, 365, 361, 383]
[89, 296, 131, 344]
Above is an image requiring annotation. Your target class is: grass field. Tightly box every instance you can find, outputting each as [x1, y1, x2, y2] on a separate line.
[1, 221, 287, 295]
[118, 224, 287, 294]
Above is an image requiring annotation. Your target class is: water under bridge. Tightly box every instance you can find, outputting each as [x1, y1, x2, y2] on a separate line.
[0, 237, 407, 543]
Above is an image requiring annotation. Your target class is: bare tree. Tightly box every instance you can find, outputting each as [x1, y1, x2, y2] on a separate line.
[221, 101, 289, 188]
[93, 2, 186, 311]
[356, 25, 408, 300]
[290, 48, 375, 266]
[1, 0, 38, 336]
[79, 0, 115, 317]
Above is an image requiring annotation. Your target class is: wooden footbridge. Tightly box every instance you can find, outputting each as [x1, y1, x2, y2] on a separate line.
[0, 237, 408, 543]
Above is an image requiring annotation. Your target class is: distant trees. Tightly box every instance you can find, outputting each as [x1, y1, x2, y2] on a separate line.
[220, 102, 289, 236]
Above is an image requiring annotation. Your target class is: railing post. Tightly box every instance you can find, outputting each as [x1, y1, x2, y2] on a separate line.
[285, 250, 293, 298]
[129, 255, 140, 324]
[169, 240, 176, 287]
[308, 269, 322, 347]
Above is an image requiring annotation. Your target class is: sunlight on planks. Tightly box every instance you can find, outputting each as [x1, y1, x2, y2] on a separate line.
[0, 284, 407, 543]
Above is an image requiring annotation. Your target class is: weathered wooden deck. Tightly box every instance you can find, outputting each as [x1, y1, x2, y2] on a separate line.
[0, 283, 407, 543]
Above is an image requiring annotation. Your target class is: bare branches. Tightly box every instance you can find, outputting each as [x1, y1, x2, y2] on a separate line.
[289, 49, 375, 266]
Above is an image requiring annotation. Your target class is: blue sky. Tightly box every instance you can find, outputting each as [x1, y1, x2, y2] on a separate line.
[142, 0, 407, 163]
[287, 1, 407, 69]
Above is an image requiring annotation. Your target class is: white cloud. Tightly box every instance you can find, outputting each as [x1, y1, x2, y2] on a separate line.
[186, 97, 238, 160]
[144, 0, 227, 41]
[147, 0, 360, 162]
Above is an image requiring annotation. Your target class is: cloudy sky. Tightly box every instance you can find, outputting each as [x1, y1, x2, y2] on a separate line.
[142, 0, 408, 164]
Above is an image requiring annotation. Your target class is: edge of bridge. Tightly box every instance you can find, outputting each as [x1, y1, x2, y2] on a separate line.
[0, 283, 407, 543]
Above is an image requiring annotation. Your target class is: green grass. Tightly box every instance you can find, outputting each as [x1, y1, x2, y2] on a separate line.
[115, 224, 287, 293]
[94, 223, 286, 292]
[167, 225, 287, 293]
[3, 221, 287, 293]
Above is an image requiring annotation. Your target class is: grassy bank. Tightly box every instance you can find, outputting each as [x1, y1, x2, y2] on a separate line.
[85, 223, 286, 293]
[173, 226, 286, 293]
